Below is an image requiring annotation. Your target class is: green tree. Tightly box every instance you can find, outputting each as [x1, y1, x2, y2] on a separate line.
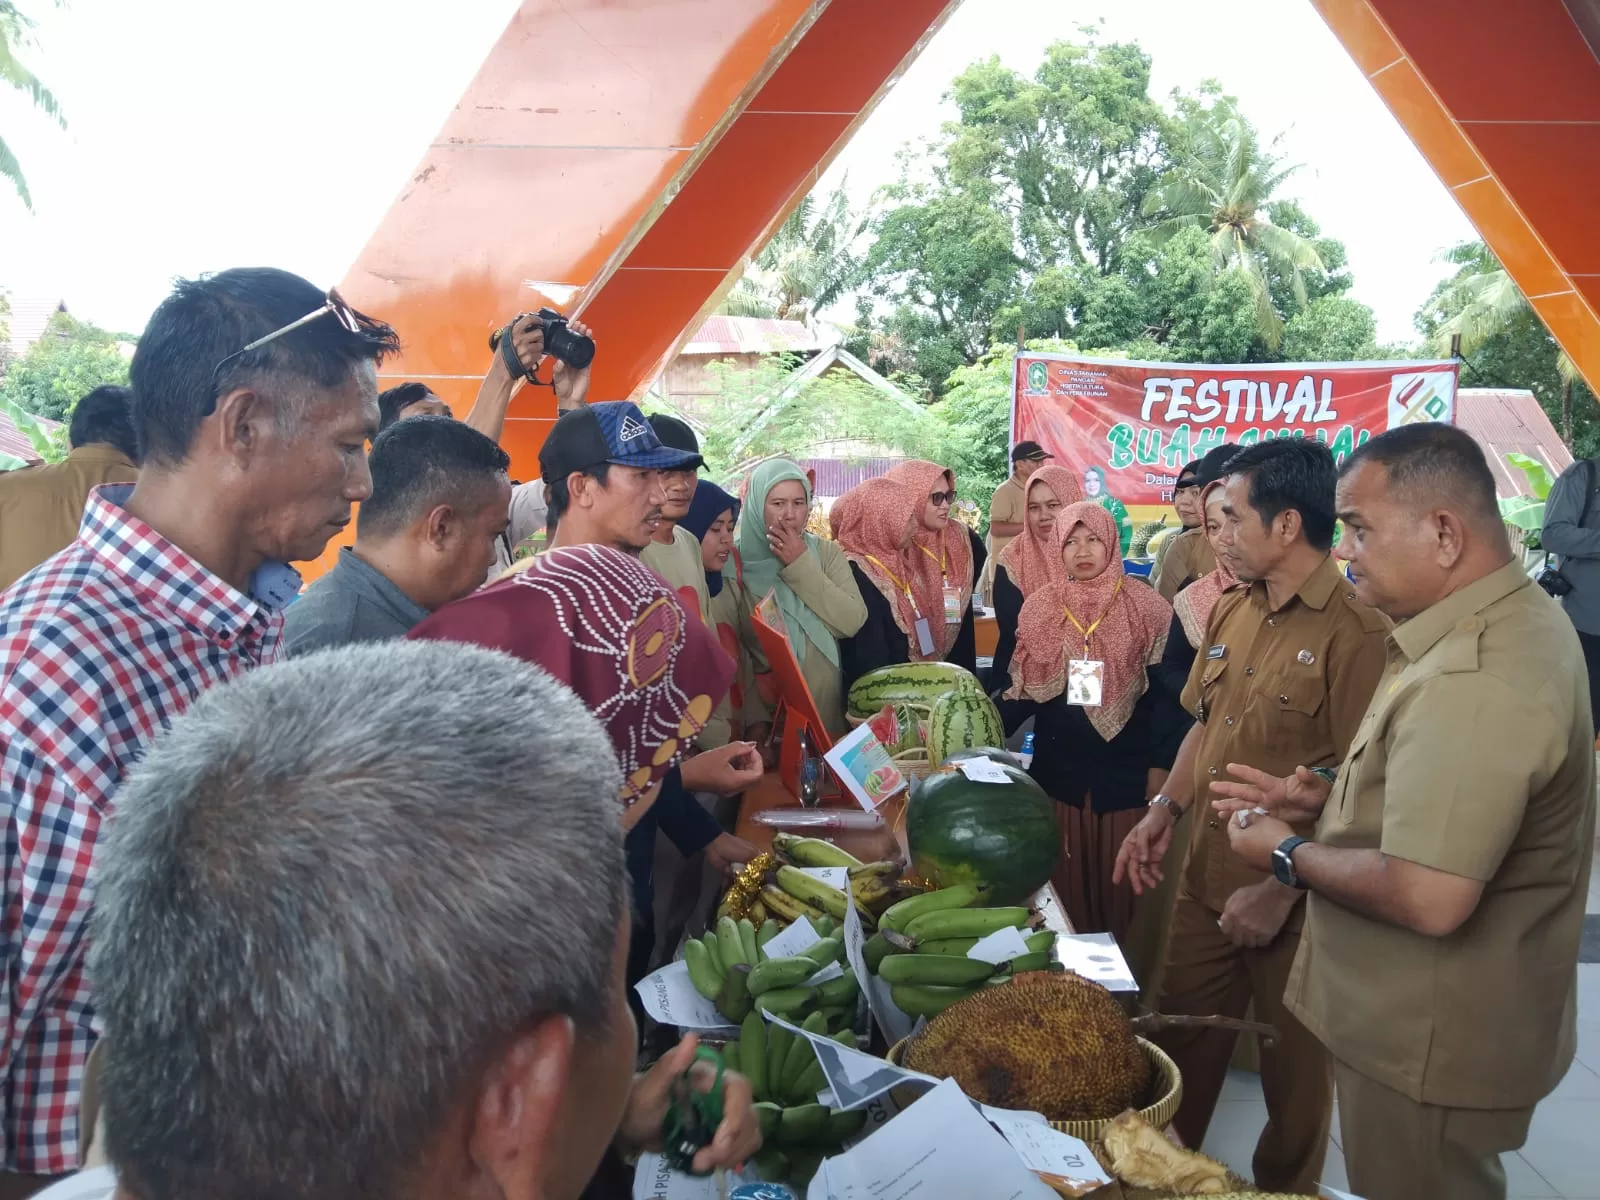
[723, 185, 862, 323]
[1139, 100, 1324, 350]
[1281, 294, 1379, 362]
[0, 311, 131, 420]
[2, 2, 65, 209]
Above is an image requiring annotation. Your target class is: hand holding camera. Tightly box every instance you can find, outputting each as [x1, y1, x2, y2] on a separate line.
[490, 309, 597, 405]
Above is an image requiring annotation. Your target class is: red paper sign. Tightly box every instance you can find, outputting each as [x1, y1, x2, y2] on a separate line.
[1012, 352, 1459, 512]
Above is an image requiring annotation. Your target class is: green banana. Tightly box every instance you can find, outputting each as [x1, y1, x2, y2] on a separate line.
[700, 932, 726, 983]
[684, 939, 721, 1000]
[722, 1040, 740, 1073]
[748, 957, 819, 997]
[738, 918, 759, 967]
[799, 936, 842, 968]
[752, 1147, 789, 1184]
[717, 916, 747, 970]
[766, 1022, 792, 1103]
[773, 833, 864, 869]
[788, 1149, 824, 1190]
[877, 883, 983, 934]
[889, 982, 979, 1017]
[830, 1029, 858, 1048]
[1025, 929, 1056, 954]
[813, 915, 836, 940]
[913, 935, 980, 957]
[816, 967, 858, 1007]
[776, 1103, 830, 1147]
[754, 1101, 783, 1140]
[863, 932, 898, 973]
[760, 884, 827, 924]
[756, 919, 782, 951]
[902, 906, 1030, 943]
[756, 987, 817, 1018]
[877, 953, 996, 986]
[781, 1012, 826, 1096]
[820, 1003, 854, 1031]
[740, 1011, 768, 1102]
[789, 1058, 827, 1107]
[1006, 950, 1053, 973]
[716, 963, 753, 1023]
[827, 1108, 868, 1141]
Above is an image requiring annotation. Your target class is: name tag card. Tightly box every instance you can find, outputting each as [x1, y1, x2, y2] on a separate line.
[1066, 660, 1104, 706]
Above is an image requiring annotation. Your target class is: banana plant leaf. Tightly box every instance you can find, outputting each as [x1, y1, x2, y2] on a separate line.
[1505, 452, 1557, 501]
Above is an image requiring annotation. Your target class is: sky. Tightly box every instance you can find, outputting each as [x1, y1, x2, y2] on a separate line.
[0, 0, 1476, 345]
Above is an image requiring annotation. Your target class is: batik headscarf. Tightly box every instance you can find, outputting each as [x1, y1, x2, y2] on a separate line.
[737, 459, 842, 668]
[885, 459, 974, 655]
[681, 480, 741, 599]
[1172, 479, 1241, 649]
[831, 476, 931, 660]
[995, 465, 1083, 597]
[1006, 502, 1171, 741]
[407, 544, 735, 815]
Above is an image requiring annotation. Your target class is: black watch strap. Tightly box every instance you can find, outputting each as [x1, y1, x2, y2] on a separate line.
[1272, 835, 1312, 889]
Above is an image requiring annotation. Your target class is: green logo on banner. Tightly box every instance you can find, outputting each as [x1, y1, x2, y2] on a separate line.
[1026, 361, 1048, 394]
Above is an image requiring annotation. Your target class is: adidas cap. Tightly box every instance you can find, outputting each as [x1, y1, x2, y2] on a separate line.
[539, 401, 704, 484]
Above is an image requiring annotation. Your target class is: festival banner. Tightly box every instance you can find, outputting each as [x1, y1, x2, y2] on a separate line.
[1012, 352, 1459, 523]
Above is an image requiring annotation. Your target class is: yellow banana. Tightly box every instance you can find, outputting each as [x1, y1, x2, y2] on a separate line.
[776, 865, 877, 929]
[772, 833, 865, 869]
[760, 884, 827, 924]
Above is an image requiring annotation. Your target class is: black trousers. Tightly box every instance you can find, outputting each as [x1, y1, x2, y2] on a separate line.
[1579, 629, 1600, 737]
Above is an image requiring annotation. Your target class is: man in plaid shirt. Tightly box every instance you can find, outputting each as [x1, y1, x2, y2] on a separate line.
[0, 268, 398, 1195]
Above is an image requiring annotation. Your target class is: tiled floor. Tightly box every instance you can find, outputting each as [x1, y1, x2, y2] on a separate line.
[1201, 828, 1600, 1198]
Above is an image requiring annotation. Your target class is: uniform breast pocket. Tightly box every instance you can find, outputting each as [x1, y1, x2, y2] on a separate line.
[1271, 663, 1328, 720]
[1198, 657, 1228, 717]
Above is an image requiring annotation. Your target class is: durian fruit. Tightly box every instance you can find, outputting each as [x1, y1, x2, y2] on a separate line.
[1145, 524, 1181, 561]
[900, 971, 1150, 1122]
[1129, 518, 1168, 558]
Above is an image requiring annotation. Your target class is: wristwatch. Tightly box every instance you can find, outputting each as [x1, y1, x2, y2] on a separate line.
[1149, 793, 1184, 819]
[1272, 835, 1312, 889]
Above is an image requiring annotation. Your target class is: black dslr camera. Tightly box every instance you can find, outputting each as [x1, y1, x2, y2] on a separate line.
[536, 307, 595, 369]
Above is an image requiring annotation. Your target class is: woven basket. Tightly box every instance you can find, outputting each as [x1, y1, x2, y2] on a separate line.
[890, 746, 935, 785]
[887, 1035, 1182, 1143]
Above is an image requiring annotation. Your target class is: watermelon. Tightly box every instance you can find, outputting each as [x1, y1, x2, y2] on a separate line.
[942, 746, 1023, 770]
[847, 663, 984, 720]
[925, 689, 1005, 764]
[907, 763, 1059, 905]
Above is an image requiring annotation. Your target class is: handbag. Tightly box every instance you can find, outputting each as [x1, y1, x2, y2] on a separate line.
[1537, 459, 1595, 598]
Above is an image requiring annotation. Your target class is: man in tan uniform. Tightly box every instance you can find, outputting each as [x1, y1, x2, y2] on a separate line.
[981, 441, 1049, 598]
[1220, 423, 1593, 1200]
[0, 386, 140, 591]
[1115, 438, 1388, 1193]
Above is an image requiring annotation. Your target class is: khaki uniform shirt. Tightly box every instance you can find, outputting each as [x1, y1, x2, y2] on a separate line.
[987, 476, 1026, 558]
[1180, 556, 1389, 914]
[1153, 526, 1216, 602]
[642, 524, 730, 749]
[1286, 562, 1595, 1109]
[0, 445, 139, 591]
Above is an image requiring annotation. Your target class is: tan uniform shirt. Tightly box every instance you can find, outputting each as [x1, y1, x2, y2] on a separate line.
[1286, 562, 1595, 1109]
[642, 524, 730, 748]
[0, 445, 139, 591]
[1180, 556, 1389, 914]
[1153, 526, 1216, 602]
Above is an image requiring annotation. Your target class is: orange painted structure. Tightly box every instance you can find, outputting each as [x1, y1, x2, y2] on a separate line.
[1315, 0, 1600, 390]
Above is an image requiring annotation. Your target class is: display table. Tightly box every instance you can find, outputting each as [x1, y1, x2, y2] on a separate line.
[975, 613, 998, 658]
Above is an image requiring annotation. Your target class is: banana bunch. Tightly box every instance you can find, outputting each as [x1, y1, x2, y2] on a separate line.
[771, 834, 906, 917]
[714, 1012, 869, 1190]
[857, 884, 1058, 1016]
[684, 915, 863, 1028]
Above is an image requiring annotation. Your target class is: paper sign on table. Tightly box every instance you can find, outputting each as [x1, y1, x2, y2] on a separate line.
[823, 720, 907, 811]
[841, 877, 915, 1047]
[1054, 932, 1137, 992]
[762, 915, 821, 960]
[967, 924, 1033, 965]
[633, 960, 739, 1033]
[765, 1012, 939, 1109]
[957, 755, 1014, 784]
[632, 1152, 758, 1199]
[797, 866, 850, 890]
[981, 1108, 1112, 1190]
[805, 1078, 1059, 1200]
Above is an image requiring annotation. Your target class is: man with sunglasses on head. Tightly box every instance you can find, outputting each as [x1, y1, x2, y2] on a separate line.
[0, 268, 398, 1198]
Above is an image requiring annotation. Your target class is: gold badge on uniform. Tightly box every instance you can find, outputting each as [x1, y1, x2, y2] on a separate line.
[1297, 649, 1316, 665]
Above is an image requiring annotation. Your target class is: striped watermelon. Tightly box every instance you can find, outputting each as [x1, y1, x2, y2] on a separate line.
[926, 688, 1005, 764]
[847, 663, 984, 720]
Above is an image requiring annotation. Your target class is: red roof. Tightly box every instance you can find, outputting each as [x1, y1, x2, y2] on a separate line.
[1454, 388, 1573, 498]
[679, 315, 827, 356]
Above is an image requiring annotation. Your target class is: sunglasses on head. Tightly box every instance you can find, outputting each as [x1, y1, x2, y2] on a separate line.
[206, 288, 364, 412]
[929, 490, 955, 506]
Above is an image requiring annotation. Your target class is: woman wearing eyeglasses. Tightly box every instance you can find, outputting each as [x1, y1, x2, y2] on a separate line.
[884, 459, 985, 674]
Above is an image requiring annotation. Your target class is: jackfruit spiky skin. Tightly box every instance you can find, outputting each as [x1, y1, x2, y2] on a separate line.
[900, 971, 1151, 1121]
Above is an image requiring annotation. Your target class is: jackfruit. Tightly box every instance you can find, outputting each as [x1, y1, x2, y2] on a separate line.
[899, 971, 1151, 1122]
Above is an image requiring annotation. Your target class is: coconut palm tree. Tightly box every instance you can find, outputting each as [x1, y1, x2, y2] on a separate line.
[1424, 240, 1580, 439]
[1, 1, 64, 210]
[722, 184, 862, 324]
[1140, 110, 1323, 351]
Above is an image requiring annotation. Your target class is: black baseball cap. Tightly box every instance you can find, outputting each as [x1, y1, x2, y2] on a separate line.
[539, 401, 703, 484]
[1011, 440, 1052, 463]
[647, 412, 701, 457]
[1193, 442, 1242, 489]
[1174, 459, 1202, 490]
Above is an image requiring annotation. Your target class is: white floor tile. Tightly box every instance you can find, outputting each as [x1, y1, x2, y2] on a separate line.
[1200, 1097, 1268, 1180]
[1520, 1098, 1600, 1197]
[1217, 1067, 1260, 1105]
[1319, 1143, 1350, 1191]
[1550, 1056, 1600, 1101]
[1504, 1151, 1560, 1199]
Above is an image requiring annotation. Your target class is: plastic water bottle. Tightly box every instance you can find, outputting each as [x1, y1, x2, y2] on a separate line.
[1018, 731, 1035, 771]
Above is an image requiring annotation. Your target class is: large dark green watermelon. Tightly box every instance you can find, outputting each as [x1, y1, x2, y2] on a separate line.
[907, 763, 1059, 905]
[941, 746, 1023, 771]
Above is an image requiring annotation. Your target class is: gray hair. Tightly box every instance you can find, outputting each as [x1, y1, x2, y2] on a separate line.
[90, 639, 627, 1200]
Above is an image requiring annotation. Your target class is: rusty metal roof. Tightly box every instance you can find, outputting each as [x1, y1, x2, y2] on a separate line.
[5, 298, 67, 357]
[0, 408, 59, 464]
[1454, 388, 1573, 497]
[679, 315, 828, 356]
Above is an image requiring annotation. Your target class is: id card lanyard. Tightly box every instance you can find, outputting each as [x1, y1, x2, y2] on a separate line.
[866, 554, 937, 656]
[917, 541, 963, 624]
[1063, 578, 1122, 707]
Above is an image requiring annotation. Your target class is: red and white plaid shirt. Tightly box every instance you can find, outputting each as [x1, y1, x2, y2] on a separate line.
[0, 486, 295, 1172]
